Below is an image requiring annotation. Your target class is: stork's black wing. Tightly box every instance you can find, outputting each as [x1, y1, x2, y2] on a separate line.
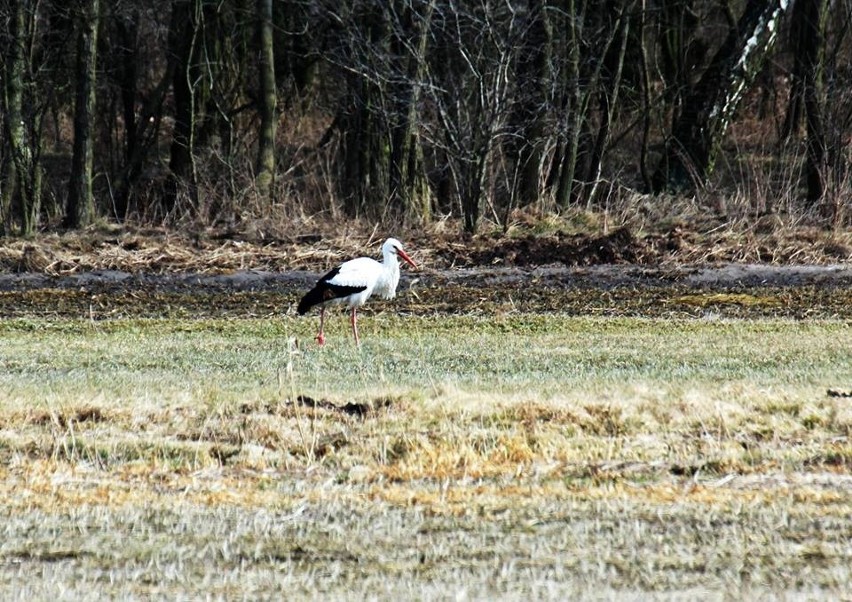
[297, 267, 368, 314]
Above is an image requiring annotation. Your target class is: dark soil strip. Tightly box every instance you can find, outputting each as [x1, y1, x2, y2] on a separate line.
[0, 265, 848, 319]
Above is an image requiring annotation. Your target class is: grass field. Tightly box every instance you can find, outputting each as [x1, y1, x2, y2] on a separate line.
[0, 312, 850, 599]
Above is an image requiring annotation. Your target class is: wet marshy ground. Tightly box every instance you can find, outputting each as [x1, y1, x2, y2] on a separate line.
[0, 263, 848, 320]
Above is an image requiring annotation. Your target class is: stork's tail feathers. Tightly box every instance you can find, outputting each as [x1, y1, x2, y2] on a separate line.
[298, 287, 325, 315]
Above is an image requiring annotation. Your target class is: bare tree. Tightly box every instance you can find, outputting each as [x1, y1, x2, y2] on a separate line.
[0, 0, 30, 232]
[65, 0, 100, 228]
[322, 2, 391, 216]
[782, 0, 832, 216]
[256, 0, 277, 201]
[1, 0, 850, 236]
[422, 0, 523, 231]
[319, 0, 435, 222]
[651, 0, 791, 192]
[509, 0, 553, 209]
[165, 0, 201, 216]
[574, 0, 634, 207]
[800, 0, 829, 211]
[2, 0, 42, 236]
[546, 0, 634, 209]
[104, 3, 175, 221]
[386, 0, 434, 222]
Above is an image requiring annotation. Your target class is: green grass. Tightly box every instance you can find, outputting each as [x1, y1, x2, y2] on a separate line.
[0, 313, 850, 599]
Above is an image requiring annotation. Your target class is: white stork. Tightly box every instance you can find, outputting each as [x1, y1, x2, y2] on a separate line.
[297, 238, 417, 346]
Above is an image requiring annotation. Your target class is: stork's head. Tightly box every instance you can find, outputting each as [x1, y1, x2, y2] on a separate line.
[383, 238, 417, 269]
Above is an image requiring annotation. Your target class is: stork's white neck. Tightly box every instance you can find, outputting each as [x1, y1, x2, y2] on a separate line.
[381, 246, 397, 265]
[375, 252, 401, 299]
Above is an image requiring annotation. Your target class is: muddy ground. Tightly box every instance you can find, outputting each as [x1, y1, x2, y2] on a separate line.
[0, 262, 848, 321]
[0, 226, 848, 319]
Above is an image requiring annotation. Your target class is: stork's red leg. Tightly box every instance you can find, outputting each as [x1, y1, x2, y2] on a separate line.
[315, 307, 326, 345]
[351, 308, 360, 347]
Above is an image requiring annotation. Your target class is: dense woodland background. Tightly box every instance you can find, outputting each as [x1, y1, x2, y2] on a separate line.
[0, 0, 849, 237]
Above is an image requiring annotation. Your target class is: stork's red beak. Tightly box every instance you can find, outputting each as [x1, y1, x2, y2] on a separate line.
[397, 248, 417, 269]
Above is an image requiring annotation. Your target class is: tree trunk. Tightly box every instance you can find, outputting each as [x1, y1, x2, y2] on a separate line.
[657, 0, 704, 132]
[554, 0, 584, 208]
[3, 0, 42, 235]
[554, 0, 624, 208]
[165, 0, 200, 215]
[637, 0, 653, 192]
[0, 156, 15, 234]
[113, 11, 139, 221]
[113, 57, 174, 221]
[0, 0, 24, 232]
[274, 0, 316, 96]
[578, 0, 632, 207]
[65, 0, 101, 229]
[461, 155, 487, 233]
[388, 0, 434, 223]
[512, 0, 553, 207]
[651, 0, 790, 193]
[794, 0, 829, 211]
[255, 0, 277, 201]
[338, 5, 391, 217]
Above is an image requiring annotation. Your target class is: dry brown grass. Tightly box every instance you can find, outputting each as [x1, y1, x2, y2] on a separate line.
[0, 199, 848, 279]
